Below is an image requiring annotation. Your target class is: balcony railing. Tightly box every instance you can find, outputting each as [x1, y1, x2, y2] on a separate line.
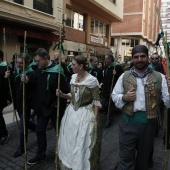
[33, 0, 53, 15]
[13, 0, 23, 5]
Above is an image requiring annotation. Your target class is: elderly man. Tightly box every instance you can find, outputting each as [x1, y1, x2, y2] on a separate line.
[112, 45, 170, 170]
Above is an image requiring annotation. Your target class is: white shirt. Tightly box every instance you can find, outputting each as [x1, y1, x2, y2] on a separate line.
[112, 73, 170, 112]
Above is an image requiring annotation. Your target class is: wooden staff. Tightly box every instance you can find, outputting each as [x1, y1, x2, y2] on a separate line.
[3, 28, 19, 128]
[23, 31, 27, 170]
[163, 31, 169, 170]
[55, 26, 62, 170]
[13, 45, 17, 123]
[14, 45, 17, 74]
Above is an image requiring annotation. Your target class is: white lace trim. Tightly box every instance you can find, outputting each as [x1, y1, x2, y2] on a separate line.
[92, 100, 102, 107]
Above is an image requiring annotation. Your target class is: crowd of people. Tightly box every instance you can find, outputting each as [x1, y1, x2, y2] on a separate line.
[0, 44, 170, 169]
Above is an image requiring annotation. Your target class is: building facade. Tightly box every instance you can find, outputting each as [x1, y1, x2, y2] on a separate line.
[161, 0, 170, 42]
[111, 0, 161, 63]
[160, 0, 170, 57]
[0, 0, 63, 61]
[62, 0, 123, 61]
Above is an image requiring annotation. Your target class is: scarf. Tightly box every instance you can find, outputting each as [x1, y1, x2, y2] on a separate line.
[130, 65, 153, 83]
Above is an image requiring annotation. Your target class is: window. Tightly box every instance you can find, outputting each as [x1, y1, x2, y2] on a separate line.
[111, 38, 114, 46]
[162, 20, 166, 24]
[122, 38, 130, 47]
[91, 18, 107, 37]
[109, 0, 116, 4]
[33, 0, 53, 15]
[66, 7, 85, 31]
[135, 40, 139, 46]
[162, 2, 168, 7]
[122, 38, 139, 47]
[13, 0, 23, 4]
[161, 8, 167, 12]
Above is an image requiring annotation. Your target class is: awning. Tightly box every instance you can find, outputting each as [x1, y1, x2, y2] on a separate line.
[0, 24, 63, 42]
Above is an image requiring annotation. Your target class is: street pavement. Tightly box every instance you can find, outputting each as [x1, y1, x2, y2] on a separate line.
[0, 105, 170, 170]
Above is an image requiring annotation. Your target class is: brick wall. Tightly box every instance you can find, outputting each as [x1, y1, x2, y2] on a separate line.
[124, 0, 143, 13]
[112, 15, 142, 33]
[65, 27, 86, 43]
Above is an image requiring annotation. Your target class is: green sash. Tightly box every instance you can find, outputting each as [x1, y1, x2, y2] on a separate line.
[15, 66, 33, 80]
[41, 64, 65, 90]
[0, 61, 7, 66]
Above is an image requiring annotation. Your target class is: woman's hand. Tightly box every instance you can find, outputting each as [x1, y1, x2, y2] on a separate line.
[56, 89, 64, 98]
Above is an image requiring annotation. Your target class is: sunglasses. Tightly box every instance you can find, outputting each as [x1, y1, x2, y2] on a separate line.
[151, 58, 159, 60]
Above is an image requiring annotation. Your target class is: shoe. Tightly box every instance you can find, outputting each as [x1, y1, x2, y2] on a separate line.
[13, 148, 24, 158]
[105, 121, 112, 128]
[0, 134, 9, 145]
[27, 156, 45, 165]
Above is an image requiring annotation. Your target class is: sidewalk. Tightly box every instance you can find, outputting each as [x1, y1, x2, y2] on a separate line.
[0, 106, 170, 170]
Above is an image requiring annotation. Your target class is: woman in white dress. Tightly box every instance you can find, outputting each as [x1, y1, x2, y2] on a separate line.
[56, 55, 101, 170]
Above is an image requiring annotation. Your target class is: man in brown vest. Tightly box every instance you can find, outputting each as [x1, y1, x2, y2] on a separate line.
[112, 45, 170, 170]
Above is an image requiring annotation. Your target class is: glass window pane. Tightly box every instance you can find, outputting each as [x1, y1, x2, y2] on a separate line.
[73, 12, 79, 29]
[94, 20, 98, 35]
[99, 22, 103, 37]
[91, 18, 94, 33]
[78, 14, 84, 31]
[135, 40, 139, 46]
[103, 24, 106, 37]
[66, 8, 72, 27]
[126, 39, 130, 47]
[122, 38, 126, 46]
[131, 39, 134, 47]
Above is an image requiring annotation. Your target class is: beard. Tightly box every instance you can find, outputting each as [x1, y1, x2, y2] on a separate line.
[134, 61, 149, 70]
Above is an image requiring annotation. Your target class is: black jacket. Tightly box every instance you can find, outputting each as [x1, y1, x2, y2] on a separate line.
[12, 70, 34, 114]
[102, 64, 124, 98]
[88, 67, 103, 84]
[0, 66, 11, 108]
[31, 63, 69, 116]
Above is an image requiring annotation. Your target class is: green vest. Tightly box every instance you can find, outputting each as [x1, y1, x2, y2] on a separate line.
[122, 70, 162, 119]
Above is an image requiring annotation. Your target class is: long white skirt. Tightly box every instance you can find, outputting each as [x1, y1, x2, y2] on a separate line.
[58, 103, 100, 170]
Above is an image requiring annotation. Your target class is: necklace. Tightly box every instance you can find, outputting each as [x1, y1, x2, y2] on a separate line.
[76, 72, 87, 82]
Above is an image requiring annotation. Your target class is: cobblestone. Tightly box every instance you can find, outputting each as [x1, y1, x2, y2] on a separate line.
[0, 111, 170, 170]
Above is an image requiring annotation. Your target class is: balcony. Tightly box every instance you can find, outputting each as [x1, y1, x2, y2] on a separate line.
[33, 0, 53, 15]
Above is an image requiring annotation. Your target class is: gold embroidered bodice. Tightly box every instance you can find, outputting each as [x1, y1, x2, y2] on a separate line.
[71, 84, 100, 111]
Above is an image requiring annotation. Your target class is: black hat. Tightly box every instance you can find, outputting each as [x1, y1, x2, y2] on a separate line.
[132, 45, 148, 57]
